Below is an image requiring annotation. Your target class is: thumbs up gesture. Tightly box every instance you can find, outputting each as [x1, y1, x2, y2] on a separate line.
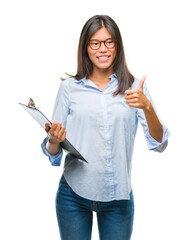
[124, 76, 151, 110]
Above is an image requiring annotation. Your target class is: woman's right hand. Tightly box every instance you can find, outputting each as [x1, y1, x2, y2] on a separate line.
[45, 122, 67, 145]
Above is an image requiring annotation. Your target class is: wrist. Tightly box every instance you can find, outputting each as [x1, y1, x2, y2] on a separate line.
[47, 132, 60, 145]
[143, 100, 152, 113]
[48, 138, 60, 146]
[46, 138, 60, 155]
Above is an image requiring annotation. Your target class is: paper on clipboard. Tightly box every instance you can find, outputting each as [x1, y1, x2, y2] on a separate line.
[19, 100, 87, 163]
[19, 102, 52, 129]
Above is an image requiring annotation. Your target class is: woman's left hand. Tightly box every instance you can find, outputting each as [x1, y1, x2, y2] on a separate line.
[124, 75, 151, 110]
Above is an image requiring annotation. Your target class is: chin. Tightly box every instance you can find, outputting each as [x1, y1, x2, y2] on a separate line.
[95, 63, 113, 71]
[96, 66, 112, 72]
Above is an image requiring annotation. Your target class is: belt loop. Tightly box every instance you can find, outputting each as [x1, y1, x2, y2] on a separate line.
[92, 201, 96, 211]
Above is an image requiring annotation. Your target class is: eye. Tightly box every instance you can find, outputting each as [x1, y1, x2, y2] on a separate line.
[106, 39, 114, 47]
[90, 41, 99, 46]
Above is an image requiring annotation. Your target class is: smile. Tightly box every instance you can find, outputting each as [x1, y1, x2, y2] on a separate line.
[97, 55, 110, 59]
[96, 55, 111, 62]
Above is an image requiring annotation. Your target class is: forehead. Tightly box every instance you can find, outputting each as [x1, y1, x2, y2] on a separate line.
[90, 27, 112, 40]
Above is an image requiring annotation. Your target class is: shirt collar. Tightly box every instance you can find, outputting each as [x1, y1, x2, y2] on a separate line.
[74, 73, 117, 84]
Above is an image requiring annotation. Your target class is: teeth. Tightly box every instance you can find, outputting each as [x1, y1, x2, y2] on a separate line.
[99, 57, 108, 59]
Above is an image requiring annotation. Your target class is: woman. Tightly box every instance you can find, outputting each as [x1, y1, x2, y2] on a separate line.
[41, 15, 170, 240]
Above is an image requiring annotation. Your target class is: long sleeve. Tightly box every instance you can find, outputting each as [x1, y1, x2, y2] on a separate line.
[136, 82, 170, 152]
[41, 79, 70, 165]
[51, 79, 70, 125]
[41, 137, 63, 166]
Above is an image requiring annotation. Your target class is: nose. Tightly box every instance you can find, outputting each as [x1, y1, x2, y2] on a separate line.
[99, 42, 107, 52]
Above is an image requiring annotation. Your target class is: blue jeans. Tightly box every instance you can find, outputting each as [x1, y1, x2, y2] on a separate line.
[55, 175, 134, 240]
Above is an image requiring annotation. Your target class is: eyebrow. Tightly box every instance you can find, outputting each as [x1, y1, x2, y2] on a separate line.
[89, 37, 113, 41]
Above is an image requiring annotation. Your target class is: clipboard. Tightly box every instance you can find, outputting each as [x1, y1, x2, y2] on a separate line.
[19, 99, 87, 163]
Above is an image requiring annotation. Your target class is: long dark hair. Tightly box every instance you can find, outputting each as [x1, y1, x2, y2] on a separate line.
[65, 15, 134, 96]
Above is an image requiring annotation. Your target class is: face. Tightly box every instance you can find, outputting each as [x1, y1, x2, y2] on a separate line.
[87, 27, 116, 73]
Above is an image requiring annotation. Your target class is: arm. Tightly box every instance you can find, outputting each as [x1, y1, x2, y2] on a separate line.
[142, 99, 163, 143]
[45, 122, 67, 155]
[41, 80, 70, 165]
[125, 76, 168, 147]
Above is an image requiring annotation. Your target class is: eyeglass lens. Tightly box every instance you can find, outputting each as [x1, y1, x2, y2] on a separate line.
[89, 39, 115, 49]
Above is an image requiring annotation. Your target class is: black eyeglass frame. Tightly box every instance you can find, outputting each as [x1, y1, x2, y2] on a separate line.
[88, 38, 116, 50]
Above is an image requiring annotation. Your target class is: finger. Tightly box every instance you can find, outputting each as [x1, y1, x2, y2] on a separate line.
[127, 98, 138, 103]
[53, 123, 62, 137]
[138, 75, 146, 90]
[45, 122, 50, 133]
[50, 122, 60, 136]
[128, 103, 139, 108]
[51, 122, 58, 132]
[125, 93, 138, 100]
[61, 130, 67, 142]
[124, 89, 138, 95]
[58, 126, 66, 140]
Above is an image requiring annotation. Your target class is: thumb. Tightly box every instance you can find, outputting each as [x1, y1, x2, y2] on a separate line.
[45, 122, 51, 133]
[138, 75, 146, 90]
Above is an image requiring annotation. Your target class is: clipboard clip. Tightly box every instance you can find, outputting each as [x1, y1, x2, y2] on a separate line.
[28, 98, 38, 109]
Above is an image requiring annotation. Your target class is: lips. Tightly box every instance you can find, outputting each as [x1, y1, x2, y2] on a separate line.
[97, 55, 110, 59]
[96, 55, 111, 62]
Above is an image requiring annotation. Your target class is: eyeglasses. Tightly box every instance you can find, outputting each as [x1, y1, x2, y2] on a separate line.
[88, 38, 115, 50]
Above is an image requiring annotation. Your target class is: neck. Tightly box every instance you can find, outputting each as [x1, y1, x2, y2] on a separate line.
[88, 67, 114, 82]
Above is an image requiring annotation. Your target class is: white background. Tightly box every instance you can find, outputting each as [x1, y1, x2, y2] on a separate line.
[0, 0, 189, 239]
